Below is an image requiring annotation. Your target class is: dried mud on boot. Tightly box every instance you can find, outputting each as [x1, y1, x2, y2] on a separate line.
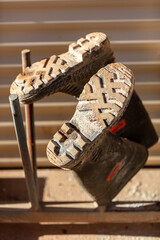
[10, 32, 114, 104]
[47, 62, 149, 207]
[47, 62, 135, 169]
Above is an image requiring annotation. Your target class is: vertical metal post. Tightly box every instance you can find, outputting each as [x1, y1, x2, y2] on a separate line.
[9, 94, 39, 210]
[21, 49, 38, 189]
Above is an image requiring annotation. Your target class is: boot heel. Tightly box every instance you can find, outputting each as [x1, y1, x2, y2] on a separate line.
[47, 122, 89, 169]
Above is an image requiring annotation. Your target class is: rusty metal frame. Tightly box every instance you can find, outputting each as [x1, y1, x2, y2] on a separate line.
[0, 49, 160, 223]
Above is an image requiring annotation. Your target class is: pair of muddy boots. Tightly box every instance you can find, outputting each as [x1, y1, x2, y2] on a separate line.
[11, 32, 158, 208]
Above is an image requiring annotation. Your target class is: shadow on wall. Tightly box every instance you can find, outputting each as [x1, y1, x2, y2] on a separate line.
[0, 177, 46, 202]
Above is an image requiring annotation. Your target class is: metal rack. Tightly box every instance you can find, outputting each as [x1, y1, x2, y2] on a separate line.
[0, 49, 160, 223]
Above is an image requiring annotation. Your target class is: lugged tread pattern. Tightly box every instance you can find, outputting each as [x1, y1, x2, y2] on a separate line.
[11, 56, 70, 95]
[10, 32, 114, 103]
[47, 123, 89, 168]
[69, 32, 107, 61]
[77, 62, 134, 129]
[47, 63, 134, 169]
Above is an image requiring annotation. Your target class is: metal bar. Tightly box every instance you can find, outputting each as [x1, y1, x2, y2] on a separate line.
[0, 208, 160, 223]
[21, 49, 31, 70]
[9, 94, 39, 211]
[25, 103, 37, 185]
[21, 49, 38, 191]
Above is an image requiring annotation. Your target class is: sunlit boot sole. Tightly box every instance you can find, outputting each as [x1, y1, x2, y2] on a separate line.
[47, 62, 135, 169]
[10, 32, 114, 103]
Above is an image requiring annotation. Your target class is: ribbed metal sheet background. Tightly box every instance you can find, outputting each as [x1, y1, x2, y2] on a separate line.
[0, 0, 160, 167]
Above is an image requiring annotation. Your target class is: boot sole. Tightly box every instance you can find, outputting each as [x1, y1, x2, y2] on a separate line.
[10, 32, 114, 103]
[47, 63, 135, 169]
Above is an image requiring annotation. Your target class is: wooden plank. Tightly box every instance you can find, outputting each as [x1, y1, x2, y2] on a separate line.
[1, 40, 160, 48]
[0, 204, 159, 223]
[1, 0, 159, 6]
[1, 19, 160, 43]
[1, 19, 160, 29]
[0, 156, 159, 168]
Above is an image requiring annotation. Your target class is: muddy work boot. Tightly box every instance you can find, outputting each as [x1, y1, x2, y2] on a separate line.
[111, 91, 158, 148]
[46, 62, 148, 206]
[10, 31, 158, 149]
[74, 133, 148, 207]
[10, 32, 114, 103]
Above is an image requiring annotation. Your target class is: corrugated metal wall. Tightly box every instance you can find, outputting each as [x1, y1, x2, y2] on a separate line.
[0, 0, 160, 167]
